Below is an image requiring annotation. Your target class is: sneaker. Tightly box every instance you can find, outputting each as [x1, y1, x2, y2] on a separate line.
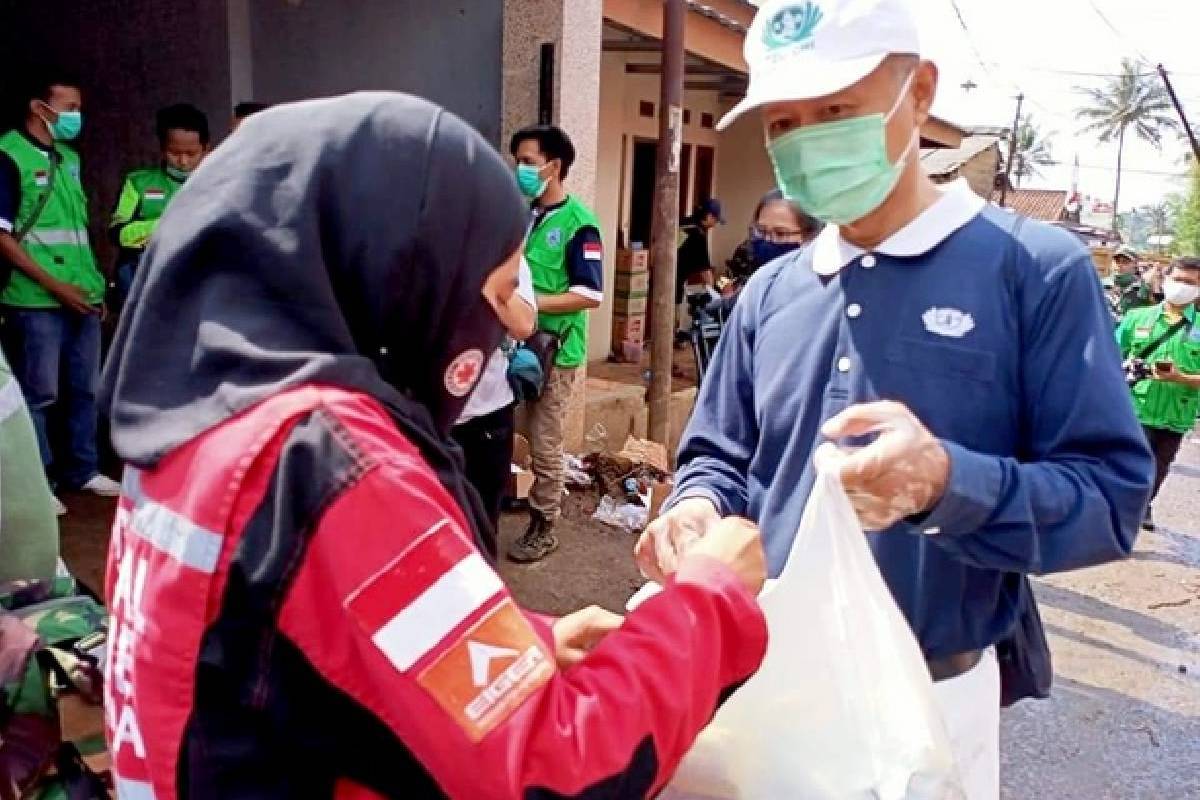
[507, 513, 560, 563]
[81, 474, 122, 498]
[52, 495, 67, 516]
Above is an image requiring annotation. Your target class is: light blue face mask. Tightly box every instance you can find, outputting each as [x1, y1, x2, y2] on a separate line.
[515, 163, 551, 200]
[40, 103, 83, 142]
[767, 72, 918, 226]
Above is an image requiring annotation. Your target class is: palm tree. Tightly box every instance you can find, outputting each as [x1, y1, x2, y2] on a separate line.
[1076, 58, 1180, 230]
[1008, 117, 1055, 186]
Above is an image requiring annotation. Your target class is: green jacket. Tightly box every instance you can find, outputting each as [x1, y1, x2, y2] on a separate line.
[0, 130, 103, 308]
[0, 346, 58, 583]
[525, 195, 601, 369]
[1116, 303, 1200, 434]
[110, 166, 184, 250]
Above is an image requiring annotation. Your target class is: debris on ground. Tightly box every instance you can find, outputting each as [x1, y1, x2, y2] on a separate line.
[585, 436, 671, 499]
[592, 495, 649, 534]
[564, 454, 593, 489]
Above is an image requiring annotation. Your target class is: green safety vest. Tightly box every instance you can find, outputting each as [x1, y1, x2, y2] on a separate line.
[111, 166, 184, 250]
[1117, 303, 1200, 434]
[525, 195, 601, 369]
[0, 130, 103, 308]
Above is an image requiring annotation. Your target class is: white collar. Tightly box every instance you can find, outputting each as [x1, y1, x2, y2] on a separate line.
[810, 179, 986, 277]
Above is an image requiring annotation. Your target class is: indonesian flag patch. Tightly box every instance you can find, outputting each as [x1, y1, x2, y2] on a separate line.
[144, 188, 166, 202]
[34, 171, 49, 188]
[583, 241, 603, 262]
[344, 521, 553, 741]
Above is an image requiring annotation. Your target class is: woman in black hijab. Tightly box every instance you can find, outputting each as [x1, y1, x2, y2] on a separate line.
[99, 92, 766, 800]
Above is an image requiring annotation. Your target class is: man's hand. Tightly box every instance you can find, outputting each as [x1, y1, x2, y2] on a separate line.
[1154, 363, 1200, 388]
[635, 497, 721, 583]
[552, 606, 623, 669]
[48, 280, 96, 315]
[681, 517, 767, 597]
[820, 401, 950, 531]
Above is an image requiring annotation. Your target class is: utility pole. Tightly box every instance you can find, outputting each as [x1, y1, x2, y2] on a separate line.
[1157, 64, 1200, 163]
[647, 0, 685, 448]
[998, 93, 1024, 208]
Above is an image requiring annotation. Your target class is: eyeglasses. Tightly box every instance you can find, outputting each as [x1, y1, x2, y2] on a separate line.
[750, 225, 808, 244]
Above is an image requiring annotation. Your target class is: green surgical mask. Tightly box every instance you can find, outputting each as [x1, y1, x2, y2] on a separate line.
[40, 103, 83, 142]
[516, 163, 550, 200]
[767, 72, 917, 226]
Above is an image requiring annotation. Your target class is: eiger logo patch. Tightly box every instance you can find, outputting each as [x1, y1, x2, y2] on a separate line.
[763, 2, 824, 50]
[417, 599, 553, 742]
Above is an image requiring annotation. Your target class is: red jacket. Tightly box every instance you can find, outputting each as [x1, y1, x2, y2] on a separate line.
[104, 385, 766, 799]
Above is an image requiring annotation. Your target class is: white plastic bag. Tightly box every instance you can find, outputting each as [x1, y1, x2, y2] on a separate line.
[638, 460, 964, 800]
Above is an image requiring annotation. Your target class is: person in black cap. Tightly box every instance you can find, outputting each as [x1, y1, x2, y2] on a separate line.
[1107, 246, 1152, 320]
[676, 198, 724, 339]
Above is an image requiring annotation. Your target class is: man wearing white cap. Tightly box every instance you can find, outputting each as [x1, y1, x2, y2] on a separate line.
[637, 1, 1153, 796]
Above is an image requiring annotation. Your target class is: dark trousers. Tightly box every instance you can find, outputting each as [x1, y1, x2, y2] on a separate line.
[452, 404, 515, 556]
[1, 308, 101, 487]
[1143, 425, 1184, 509]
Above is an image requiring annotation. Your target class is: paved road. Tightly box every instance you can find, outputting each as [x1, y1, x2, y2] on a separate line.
[1000, 433, 1200, 799]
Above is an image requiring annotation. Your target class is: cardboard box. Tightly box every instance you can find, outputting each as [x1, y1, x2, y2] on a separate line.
[613, 339, 644, 363]
[649, 480, 674, 520]
[612, 313, 646, 344]
[613, 294, 648, 315]
[512, 434, 531, 470]
[617, 248, 650, 273]
[615, 270, 650, 295]
[511, 465, 535, 499]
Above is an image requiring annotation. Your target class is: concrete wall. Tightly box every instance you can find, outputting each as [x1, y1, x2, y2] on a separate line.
[591, 51, 727, 361]
[711, 100, 776, 281]
[0, 0, 233, 270]
[248, 0, 505, 144]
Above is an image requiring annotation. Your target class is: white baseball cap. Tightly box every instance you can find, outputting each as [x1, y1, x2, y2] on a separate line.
[717, 0, 921, 131]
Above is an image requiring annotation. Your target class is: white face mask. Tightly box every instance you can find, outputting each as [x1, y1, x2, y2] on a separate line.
[1163, 277, 1200, 307]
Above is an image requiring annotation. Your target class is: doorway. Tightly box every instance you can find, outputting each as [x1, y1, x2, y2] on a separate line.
[628, 139, 657, 249]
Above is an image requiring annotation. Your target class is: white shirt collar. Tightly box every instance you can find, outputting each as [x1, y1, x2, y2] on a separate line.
[810, 179, 987, 277]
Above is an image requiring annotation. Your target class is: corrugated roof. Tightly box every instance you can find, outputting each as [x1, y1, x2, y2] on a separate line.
[990, 188, 1070, 222]
[686, 1, 748, 33]
[920, 134, 1001, 177]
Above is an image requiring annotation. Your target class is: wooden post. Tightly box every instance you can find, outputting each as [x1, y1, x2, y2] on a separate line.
[998, 93, 1024, 208]
[647, 0, 685, 448]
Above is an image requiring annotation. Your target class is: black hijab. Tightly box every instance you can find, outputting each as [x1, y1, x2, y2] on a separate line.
[101, 92, 529, 557]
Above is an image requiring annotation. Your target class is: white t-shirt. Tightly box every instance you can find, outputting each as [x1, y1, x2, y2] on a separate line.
[457, 257, 537, 424]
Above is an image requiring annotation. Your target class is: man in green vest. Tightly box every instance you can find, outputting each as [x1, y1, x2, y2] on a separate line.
[1116, 257, 1200, 530]
[507, 124, 604, 562]
[0, 71, 119, 512]
[110, 103, 210, 304]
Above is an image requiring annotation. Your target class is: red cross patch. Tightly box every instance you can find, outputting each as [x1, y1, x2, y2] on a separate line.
[444, 349, 485, 397]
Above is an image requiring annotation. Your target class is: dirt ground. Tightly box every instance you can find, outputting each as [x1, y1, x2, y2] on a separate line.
[59, 434, 1200, 799]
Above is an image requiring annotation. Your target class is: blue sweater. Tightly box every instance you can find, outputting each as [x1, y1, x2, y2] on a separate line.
[671, 206, 1153, 658]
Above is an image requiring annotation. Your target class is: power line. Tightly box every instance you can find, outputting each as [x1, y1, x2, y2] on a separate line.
[946, 0, 1011, 91]
[1083, 0, 1153, 65]
[944, 0, 1068, 120]
[1039, 160, 1189, 177]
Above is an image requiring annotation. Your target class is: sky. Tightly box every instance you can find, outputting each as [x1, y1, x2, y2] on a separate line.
[755, 0, 1200, 213]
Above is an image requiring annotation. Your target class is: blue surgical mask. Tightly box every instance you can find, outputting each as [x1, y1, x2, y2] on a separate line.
[516, 163, 550, 200]
[165, 165, 191, 182]
[767, 72, 918, 226]
[750, 237, 802, 268]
